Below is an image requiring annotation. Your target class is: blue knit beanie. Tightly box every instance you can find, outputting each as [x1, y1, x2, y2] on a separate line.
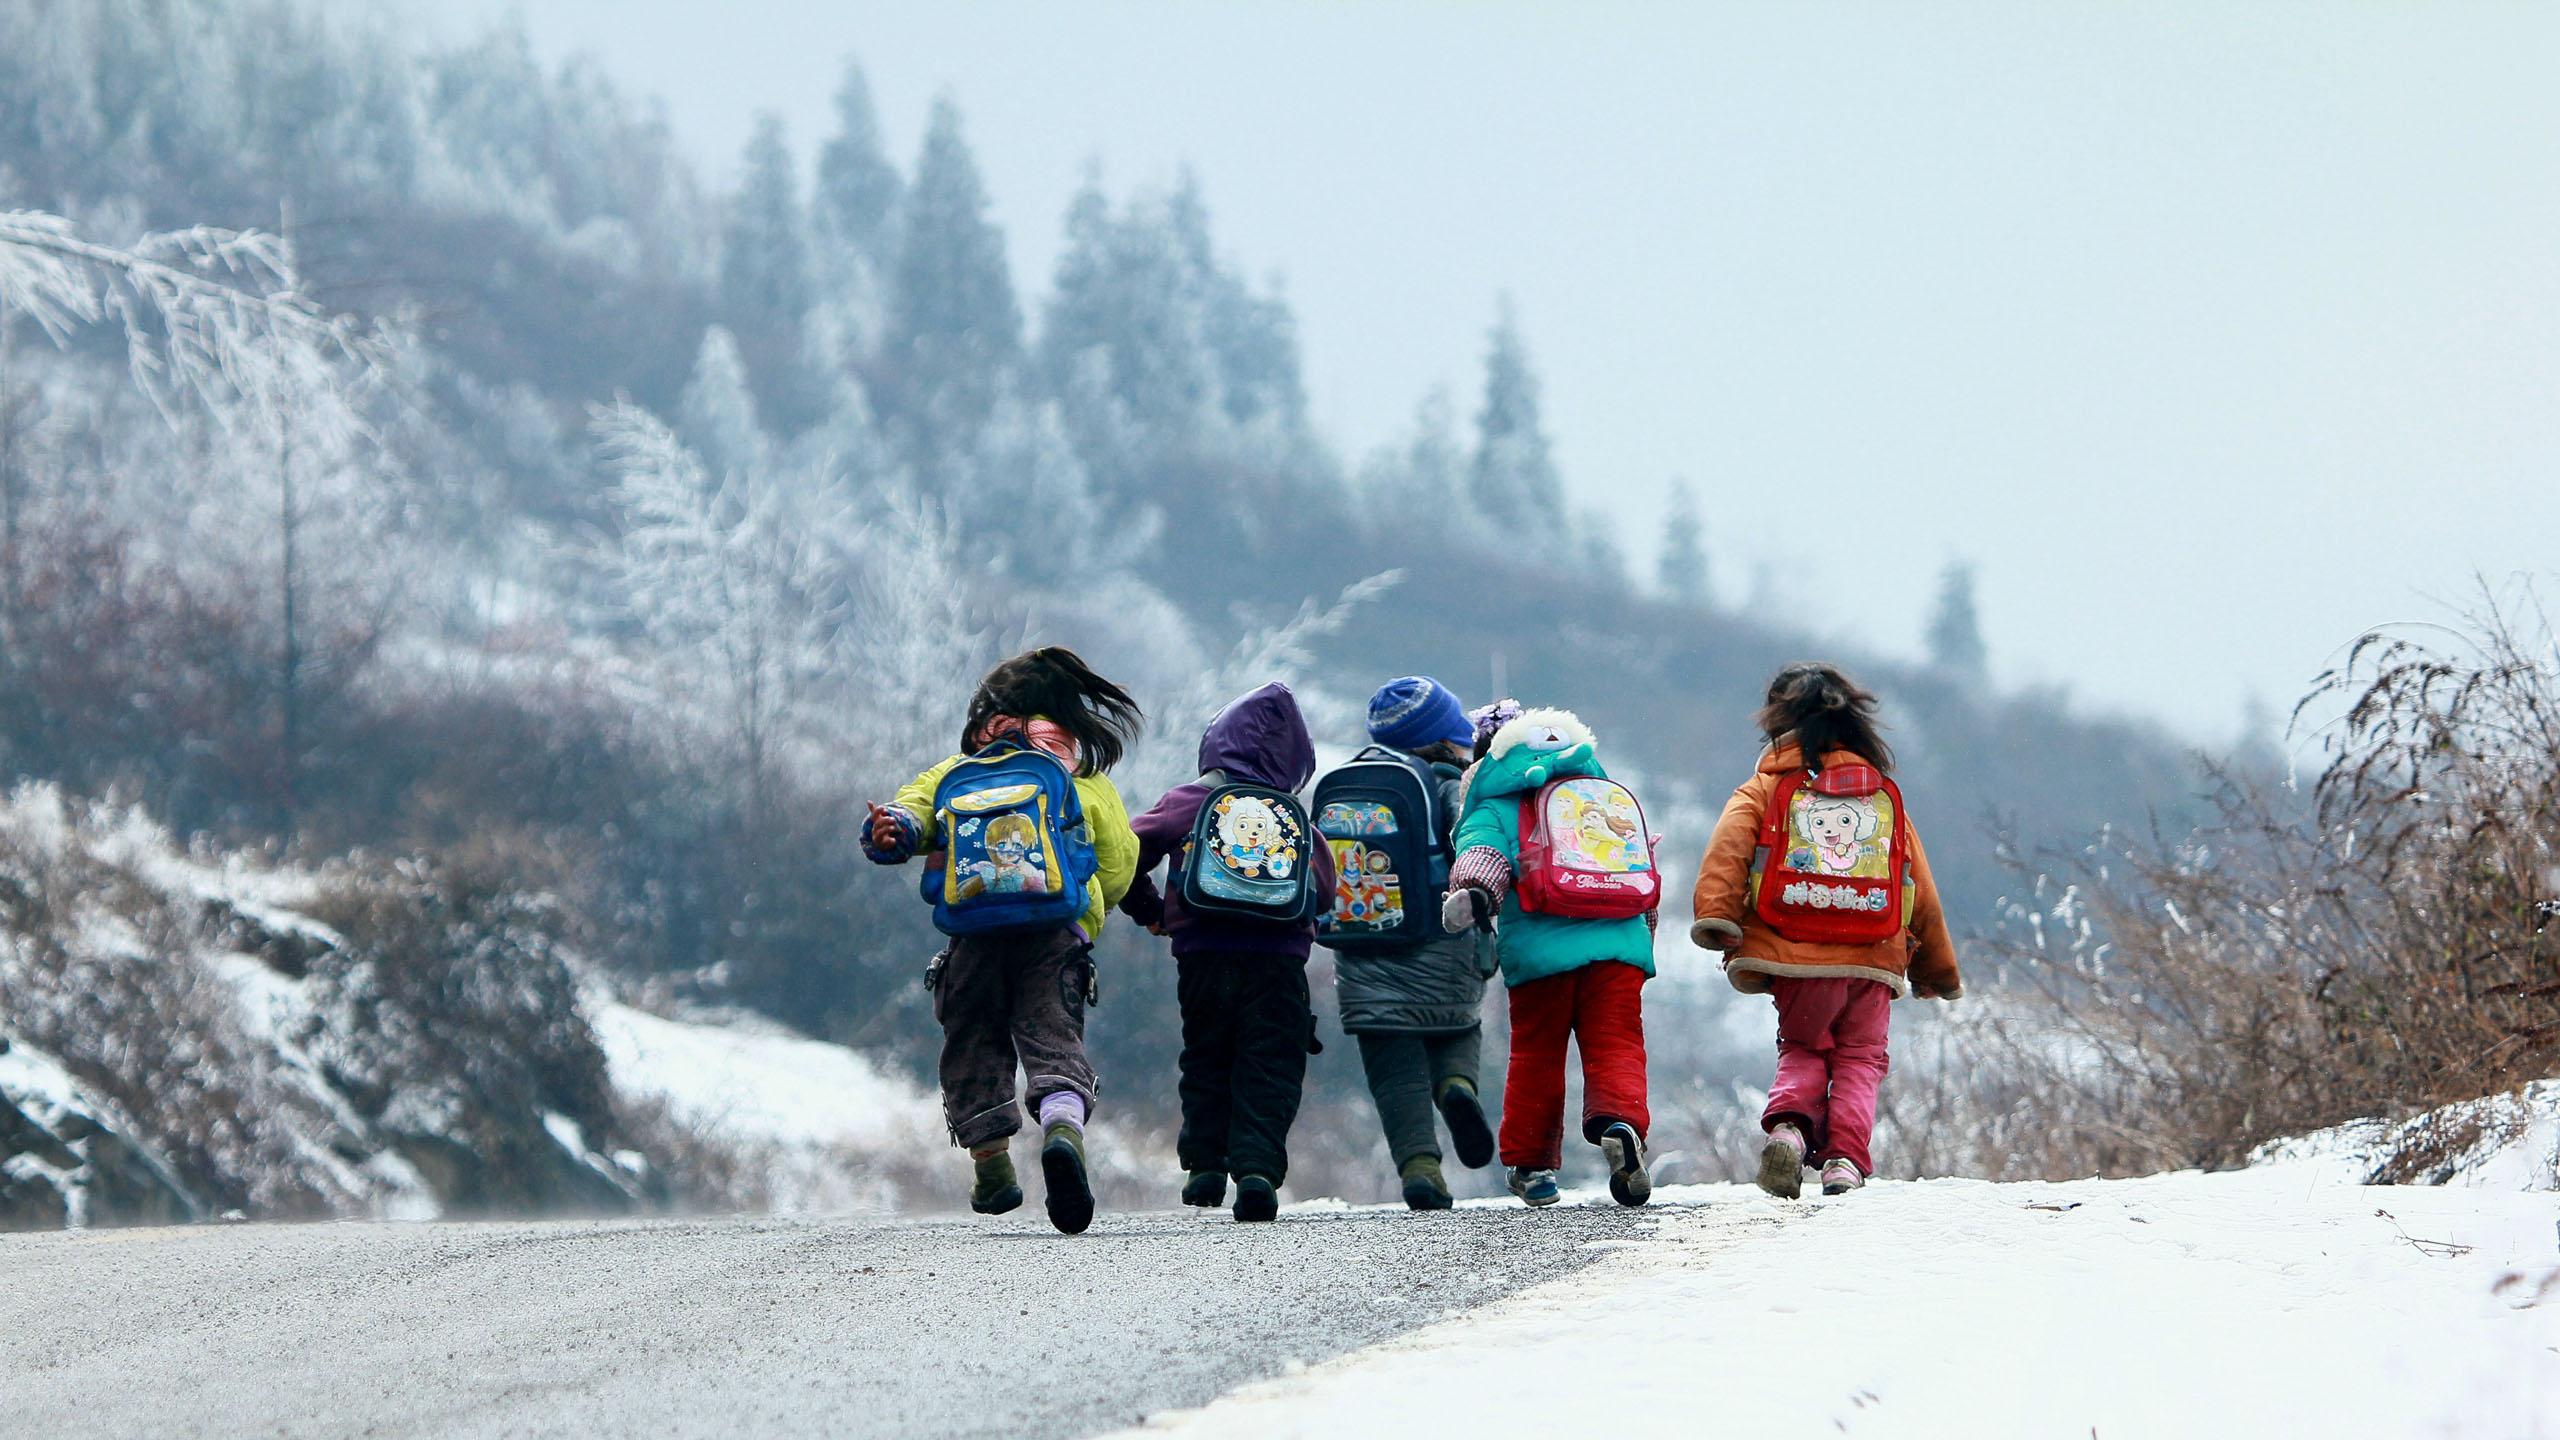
[1366, 676, 1473, 753]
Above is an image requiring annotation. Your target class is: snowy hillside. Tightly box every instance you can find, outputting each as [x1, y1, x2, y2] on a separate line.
[1124, 1118, 2560, 1440]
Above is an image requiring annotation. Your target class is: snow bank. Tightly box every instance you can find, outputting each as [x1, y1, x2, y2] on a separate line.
[590, 997, 950, 1212]
[1122, 1168, 2560, 1439]
[2255, 1080, 2560, 1192]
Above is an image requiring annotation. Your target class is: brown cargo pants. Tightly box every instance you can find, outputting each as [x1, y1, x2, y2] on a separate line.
[932, 926, 1099, 1149]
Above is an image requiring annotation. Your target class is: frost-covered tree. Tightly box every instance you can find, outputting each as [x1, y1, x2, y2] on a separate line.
[0, 207, 397, 828]
[1927, 561, 1990, 680]
[882, 97, 1021, 448]
[1468, 299, 1563, 525]
[675, 325, 766, 481]
[1657, 478, 1710, 605]
[813, 62, 903, 273]
[593, 403, 854, 823]
[719, 114, 818, 429]
[0, 209, 379, 420]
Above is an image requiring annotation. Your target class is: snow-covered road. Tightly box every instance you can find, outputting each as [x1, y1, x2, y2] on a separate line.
[1125, 1166, 2560, 1440]
[5, 1160, 2555, 1439]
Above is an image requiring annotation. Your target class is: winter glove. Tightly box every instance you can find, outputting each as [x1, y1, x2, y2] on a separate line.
[1689, 916, 1745, 952]
[1441, 884, 1496, 935]
[863, 803, 921, 864]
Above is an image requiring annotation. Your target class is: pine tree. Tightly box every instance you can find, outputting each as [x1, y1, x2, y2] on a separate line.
[882, 96, 1022, 448]
[719, 114, 817, 429]
[812, 62, 902, 269]
[721, 115, 813, 334]
[1468, 299, 1562, 525]
[1927, 561, 1990, 680]
[1657, 478, 1709, 605]
[676, 325, 765, 481]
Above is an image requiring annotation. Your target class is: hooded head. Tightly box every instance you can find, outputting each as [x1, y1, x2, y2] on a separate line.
[1465, 707, 1605, 798]
[1198, 682, 1317, 790]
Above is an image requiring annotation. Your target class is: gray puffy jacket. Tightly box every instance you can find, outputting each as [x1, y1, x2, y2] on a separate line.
[1332, 761, 1495, 1034]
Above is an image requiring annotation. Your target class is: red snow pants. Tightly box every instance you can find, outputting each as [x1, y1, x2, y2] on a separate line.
[1761, 975, 1893, 1175]
[1498, 960, 1649, 1170]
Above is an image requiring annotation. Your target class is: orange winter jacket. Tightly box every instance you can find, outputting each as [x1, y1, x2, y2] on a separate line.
[1688, 744, 1963, 1000]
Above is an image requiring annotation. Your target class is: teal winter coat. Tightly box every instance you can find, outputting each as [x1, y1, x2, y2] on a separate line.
[1450, 708, 1657, 989]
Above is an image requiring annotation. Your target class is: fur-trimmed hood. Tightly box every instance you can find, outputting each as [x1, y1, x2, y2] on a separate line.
[1465, 707, 1607, 799]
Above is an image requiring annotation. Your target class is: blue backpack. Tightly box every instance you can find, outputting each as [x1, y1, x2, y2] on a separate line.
[1178, 780, 1321, 924]
[921, 743, 1096, 937]
[1311, 747, 1450, 952]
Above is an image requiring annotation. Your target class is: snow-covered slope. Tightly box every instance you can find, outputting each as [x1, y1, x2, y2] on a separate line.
[1123, 1163, 2560, 1440]
[2255, 1080, 2560, 1192]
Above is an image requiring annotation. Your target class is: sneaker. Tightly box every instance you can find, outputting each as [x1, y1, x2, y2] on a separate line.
[1399, 1157, 1453, 1211]
[1507, 1166, 1562, 1208]
[1756, 1123, 1807, 1200]
[1180, 1169, 1227, 1209]
[1436, 1080, 1496, 1170]
[969, 1146, 1023, 1216]
[1597, 1121, 1651, 1207]
[1232, 1174, 1279, 1223]
[1820, 1158, 1865, 1196]
[1039, 1123, 1095, 1235]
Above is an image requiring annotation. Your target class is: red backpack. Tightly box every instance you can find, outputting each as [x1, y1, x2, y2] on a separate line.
[1750, 763, 1911, 945]
[1517, 776, 1661, 920]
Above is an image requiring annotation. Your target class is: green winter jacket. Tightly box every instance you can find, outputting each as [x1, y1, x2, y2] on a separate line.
[1451, 709, 1657, 989]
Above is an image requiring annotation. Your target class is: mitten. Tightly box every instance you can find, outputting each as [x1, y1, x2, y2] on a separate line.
[1441, 885, 1494, 935]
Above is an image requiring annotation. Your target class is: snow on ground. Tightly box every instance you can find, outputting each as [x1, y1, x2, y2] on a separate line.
[1123, 1161, 2560, 1440]
[589, 997, 948, 1211]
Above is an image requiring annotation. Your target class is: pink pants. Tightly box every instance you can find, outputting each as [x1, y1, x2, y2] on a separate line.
[1761, 976, 1892, 1174]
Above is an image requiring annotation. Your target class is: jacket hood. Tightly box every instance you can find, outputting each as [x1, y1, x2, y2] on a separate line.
[1198, 682, 1317, 790]
[1467, 707, 1605, 798]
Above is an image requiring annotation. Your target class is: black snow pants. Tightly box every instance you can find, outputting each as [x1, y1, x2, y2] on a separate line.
[1174, 952, 1315, 1186]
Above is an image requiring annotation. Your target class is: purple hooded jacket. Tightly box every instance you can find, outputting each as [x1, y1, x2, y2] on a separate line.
[1122, 683, 1336, 960]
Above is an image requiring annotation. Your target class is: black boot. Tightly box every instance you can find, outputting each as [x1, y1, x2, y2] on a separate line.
[1181, 1169, 1227, 1208]
[1041, 1123, 1095, 1235]
[1436, 1080, 1496, 1170]
[1232, 1174, 1279, 1223]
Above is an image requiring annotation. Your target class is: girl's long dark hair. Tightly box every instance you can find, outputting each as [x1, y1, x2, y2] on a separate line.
[962, 646, 1144, 776]
[1754, 662, 1893, 774]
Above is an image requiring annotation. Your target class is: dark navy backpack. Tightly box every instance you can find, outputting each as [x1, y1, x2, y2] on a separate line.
[1311, 747, 1449, 952]
[1178, 780, 1321, 923]
[921, 742, 1095, 936]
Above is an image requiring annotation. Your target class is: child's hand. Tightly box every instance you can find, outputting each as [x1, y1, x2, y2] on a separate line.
[865, 803, 901, 850]
[1441, 885, 1495, 935]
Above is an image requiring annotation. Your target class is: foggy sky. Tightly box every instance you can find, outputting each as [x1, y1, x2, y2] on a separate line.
[363, 1, 2560, 739]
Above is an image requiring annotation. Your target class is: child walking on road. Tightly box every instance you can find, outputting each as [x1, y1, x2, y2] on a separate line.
[1122, 683, 1335, 1223]
[1318, 677, 1497, 1210]
[1689, 662, 1962, 1198]
[863, 647, 1143, 1235]
[1441, 701, 1662, 1209]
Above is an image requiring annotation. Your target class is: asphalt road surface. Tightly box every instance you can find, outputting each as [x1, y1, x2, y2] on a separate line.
[0, 1200, 1669, 1438]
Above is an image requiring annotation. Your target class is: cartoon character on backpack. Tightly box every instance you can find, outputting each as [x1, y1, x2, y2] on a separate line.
[956, 812, 1053, 899]
[1786, 791, 1891, 878]
[1214, 794, 1299, 879]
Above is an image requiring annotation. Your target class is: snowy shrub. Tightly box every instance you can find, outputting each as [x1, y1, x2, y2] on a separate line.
[1947, 585, 2560, 1179]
